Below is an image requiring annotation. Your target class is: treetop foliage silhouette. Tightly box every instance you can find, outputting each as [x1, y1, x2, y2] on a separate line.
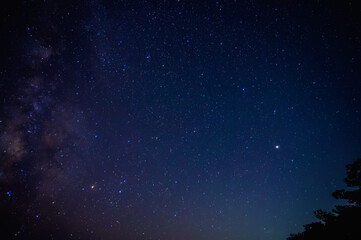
[288, 158, 361, 240]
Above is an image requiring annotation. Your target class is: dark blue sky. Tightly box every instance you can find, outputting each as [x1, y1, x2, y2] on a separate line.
[1, 1, 361, 239]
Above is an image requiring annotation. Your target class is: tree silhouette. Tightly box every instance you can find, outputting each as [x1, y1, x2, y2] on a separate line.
[288, 158, 361, 240]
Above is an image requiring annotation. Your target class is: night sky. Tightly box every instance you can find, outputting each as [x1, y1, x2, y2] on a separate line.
[1, 1, 361, 239]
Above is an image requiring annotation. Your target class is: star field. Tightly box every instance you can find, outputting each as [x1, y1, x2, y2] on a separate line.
[1, 1, 361, 240]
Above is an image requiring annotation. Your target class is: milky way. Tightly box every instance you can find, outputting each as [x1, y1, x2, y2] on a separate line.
[1, 1, 361, 240]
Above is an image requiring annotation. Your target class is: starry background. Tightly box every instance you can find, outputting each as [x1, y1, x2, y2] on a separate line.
[1, 0, 361, 239]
